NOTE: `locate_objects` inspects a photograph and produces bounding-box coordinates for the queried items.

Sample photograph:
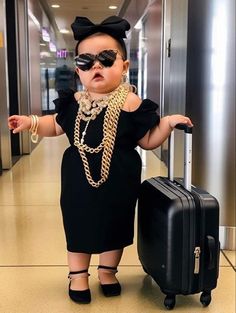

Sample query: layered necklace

[74,84,129,188]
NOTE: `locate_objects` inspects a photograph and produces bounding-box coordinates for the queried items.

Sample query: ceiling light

[51,4,60,8]
[109,5,118,9]
[60,29,70,34]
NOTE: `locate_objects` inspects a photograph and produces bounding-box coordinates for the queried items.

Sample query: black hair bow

[71,15,130,42]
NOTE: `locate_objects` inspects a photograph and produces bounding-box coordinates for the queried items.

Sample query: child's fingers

[8,122,14,129]
[8,116,20,128]
[8,119,19,130]
[177,115,193,127]
[184,117,193,127]
[8,115,31,133]
[181,116,193,127]
[8,120,18,130]
[8,115,20,123]
[12,124,26,134]
[169,115,193,128]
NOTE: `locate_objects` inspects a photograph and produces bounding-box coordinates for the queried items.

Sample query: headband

[71,15,130,42]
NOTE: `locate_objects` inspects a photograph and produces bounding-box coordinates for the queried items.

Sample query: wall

[123,0,149,28]
[124,0,163,105]
[186,0,235,248]
[124,0,235,249]
[167,0,189,176]
[28,1,42,116]
[15,0,31,154]
[145,1,163,104]
[0,0,42,167]
[0,0,12,169]
[0,0,58,166]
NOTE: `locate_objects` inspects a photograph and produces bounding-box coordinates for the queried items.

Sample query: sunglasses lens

[75,54,95,71]
[75,50,118,71]
[97,50,117,67]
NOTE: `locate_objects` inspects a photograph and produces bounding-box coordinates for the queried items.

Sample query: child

[8,16,193,304]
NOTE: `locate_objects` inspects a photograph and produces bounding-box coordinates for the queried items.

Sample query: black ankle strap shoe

[68,269,91,304]
[97,265,121,297]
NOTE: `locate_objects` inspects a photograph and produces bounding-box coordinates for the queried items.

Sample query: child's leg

[98,249,123,284]
[68,251,91,290]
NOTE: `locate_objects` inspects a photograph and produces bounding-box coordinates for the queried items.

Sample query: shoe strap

[97,265,118,273]
[68,269,90,280]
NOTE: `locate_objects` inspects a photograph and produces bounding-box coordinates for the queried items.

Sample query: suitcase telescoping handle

[168,123,193,191]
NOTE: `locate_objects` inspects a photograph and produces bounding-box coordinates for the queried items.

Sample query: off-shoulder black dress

[54,89,160,254]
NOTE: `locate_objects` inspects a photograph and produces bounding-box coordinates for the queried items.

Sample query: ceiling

[43,0,127,51]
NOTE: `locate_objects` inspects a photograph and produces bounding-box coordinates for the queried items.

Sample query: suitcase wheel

[200,291,211,307]
[164,294,176,310]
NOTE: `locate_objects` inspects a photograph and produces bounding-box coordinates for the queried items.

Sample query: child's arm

[138,115,193,150]
[8,114,64,137]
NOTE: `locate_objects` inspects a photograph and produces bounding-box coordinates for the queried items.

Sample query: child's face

[75,34,129,95]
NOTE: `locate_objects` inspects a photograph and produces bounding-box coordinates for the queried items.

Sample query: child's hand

[168,114,193,129]
[8,115,31,134]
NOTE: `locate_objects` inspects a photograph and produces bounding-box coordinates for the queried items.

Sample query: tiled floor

[0,135,235,313]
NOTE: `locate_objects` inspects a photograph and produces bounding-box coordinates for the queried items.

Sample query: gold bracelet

[29,115,39,143]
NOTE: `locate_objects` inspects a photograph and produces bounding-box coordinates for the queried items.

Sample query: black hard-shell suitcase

[137,124,220,310]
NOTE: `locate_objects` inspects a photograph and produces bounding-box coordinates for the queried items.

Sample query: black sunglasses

[74,49,124,71]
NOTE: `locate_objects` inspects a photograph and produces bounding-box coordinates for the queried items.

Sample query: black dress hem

[66,240,134,254]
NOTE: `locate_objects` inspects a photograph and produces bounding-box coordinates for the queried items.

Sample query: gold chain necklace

[78,90,111,121]
[74,84,129,188]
